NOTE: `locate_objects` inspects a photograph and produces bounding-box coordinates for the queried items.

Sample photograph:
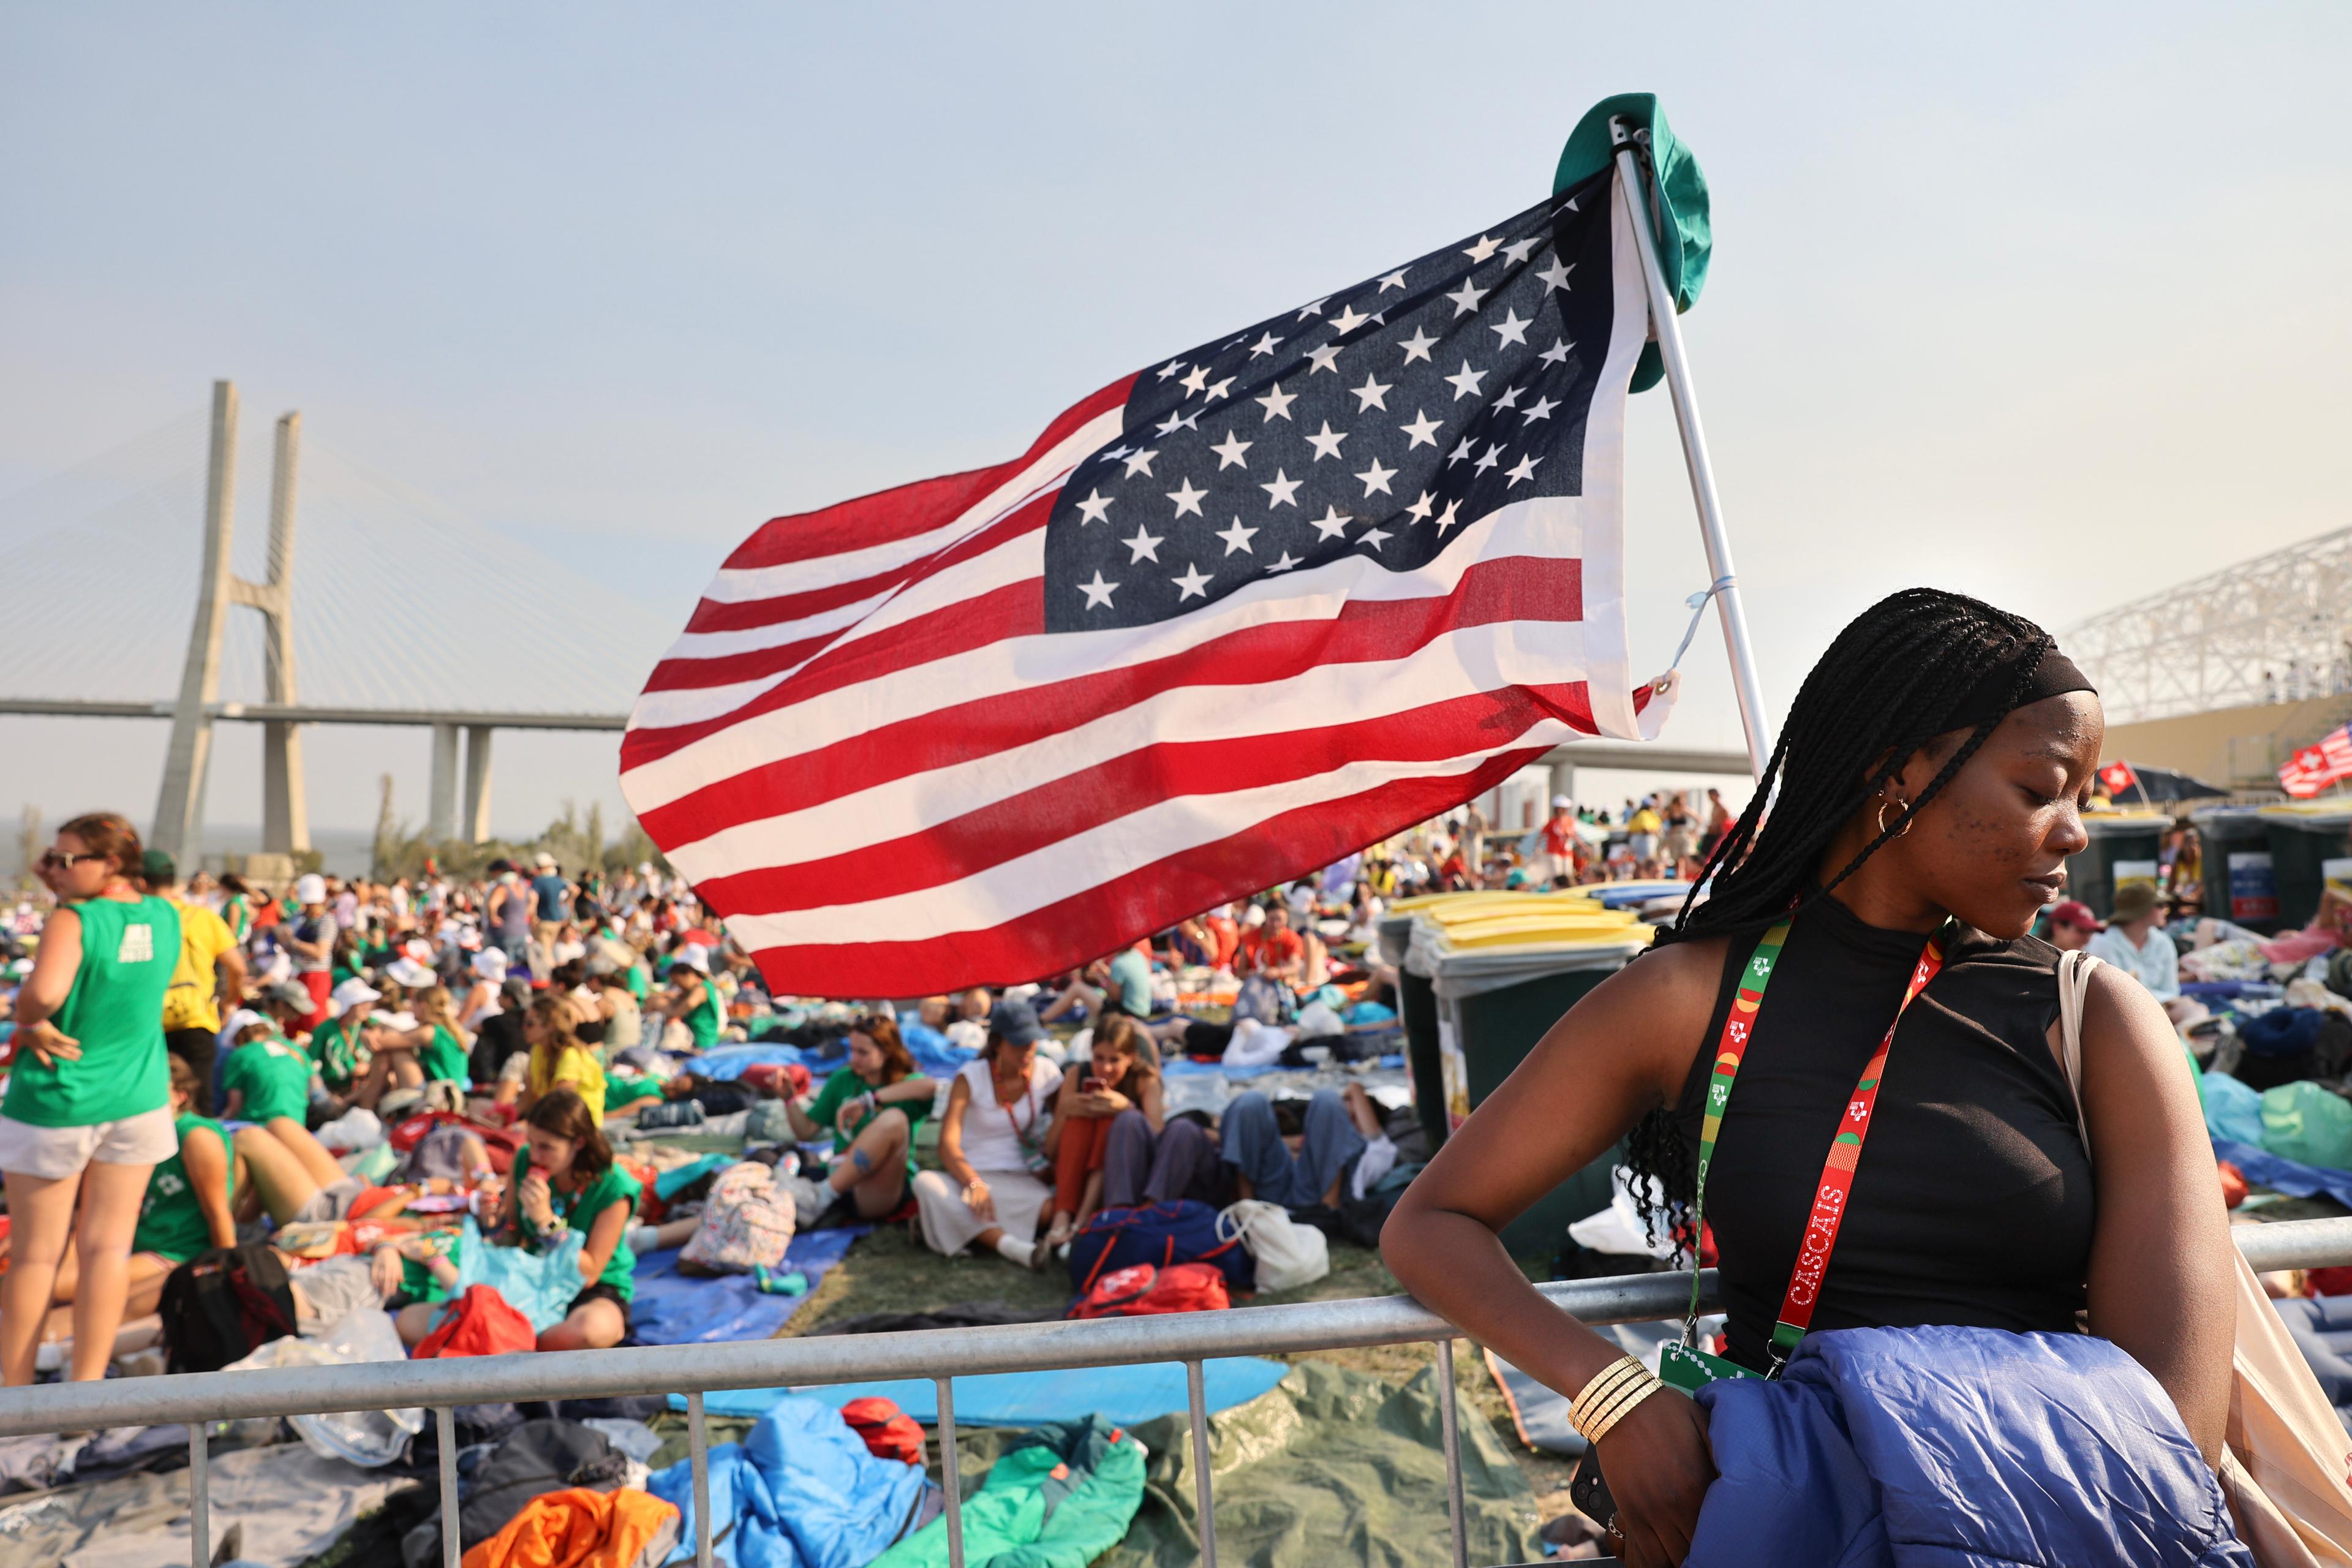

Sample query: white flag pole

[1610,117,1775,782]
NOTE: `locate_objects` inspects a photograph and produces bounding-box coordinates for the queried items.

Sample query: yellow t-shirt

[529,1042,606,1124]
[161,897,238,1034]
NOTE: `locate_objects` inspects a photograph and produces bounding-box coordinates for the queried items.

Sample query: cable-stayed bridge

[0,381,675,859]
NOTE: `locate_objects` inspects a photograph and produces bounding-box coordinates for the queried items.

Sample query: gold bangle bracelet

[1567,1356,1664,1444]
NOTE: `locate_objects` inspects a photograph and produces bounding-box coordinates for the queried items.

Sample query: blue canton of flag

[1044,170,1618,631]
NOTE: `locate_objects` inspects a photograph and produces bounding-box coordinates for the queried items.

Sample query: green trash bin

[1419,925,1646,1256]
[2190,805,2280,933]
[2064,812,2168,921]
[2260,804,2352,930]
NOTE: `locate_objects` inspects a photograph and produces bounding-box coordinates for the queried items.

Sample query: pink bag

[678,1162,794,1273]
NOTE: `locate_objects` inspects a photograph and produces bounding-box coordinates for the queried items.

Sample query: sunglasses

[39,850,106,871]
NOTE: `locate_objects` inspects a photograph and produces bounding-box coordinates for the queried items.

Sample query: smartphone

[1082,1076,1104,1093]
[1569,1446,1616,1536]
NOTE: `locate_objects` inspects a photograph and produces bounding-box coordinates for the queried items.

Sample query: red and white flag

[2280,726,2352,799]
[2095,760,2139,799]
[623,168,1673,995]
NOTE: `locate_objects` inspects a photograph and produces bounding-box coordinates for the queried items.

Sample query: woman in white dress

[912,1000,1063,1270]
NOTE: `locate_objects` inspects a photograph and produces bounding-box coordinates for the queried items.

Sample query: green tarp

[1554,92,1712,393]
[1099,1361,1539,1568]
[876,1415,1147,1568]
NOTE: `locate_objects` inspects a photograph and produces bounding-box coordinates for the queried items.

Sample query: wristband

[1567,1355,1664,1445]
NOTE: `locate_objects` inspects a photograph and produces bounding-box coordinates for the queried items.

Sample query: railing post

[1186,1359,1218,1568]
[687,1389,713,1568]
[1436,1338,1468,1568]
[937,1376,965,1568]
[437,1406,460,1568]
[187,1420,209,1568]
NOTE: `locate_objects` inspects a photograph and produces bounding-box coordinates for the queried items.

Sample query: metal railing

[2,1215,2346,1568]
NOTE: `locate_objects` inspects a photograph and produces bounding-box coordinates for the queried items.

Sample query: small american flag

[2280,726,2352,799]
[622,164,1673,996]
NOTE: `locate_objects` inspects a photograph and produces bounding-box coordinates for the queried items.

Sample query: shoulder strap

[2056,949,2101,1149]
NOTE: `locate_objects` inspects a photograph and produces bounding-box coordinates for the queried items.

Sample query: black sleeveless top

[1668,894,2094,1370]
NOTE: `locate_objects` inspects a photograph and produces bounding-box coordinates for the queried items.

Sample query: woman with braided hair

[1384,589,2236,1567]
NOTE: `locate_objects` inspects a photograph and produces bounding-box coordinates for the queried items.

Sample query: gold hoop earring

[1877,797,1912,837]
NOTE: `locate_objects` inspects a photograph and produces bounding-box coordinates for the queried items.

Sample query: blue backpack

[1066,1200,1254,1295]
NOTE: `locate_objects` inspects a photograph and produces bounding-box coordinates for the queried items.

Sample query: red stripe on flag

[694,680,1597,916]
[731,744,1559,993]
[715,378,1131,572]
[631,553,1585,840]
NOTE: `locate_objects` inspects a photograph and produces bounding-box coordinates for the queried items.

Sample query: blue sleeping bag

[1689,1325,2252,1567]
[647,1395,927,1568]
[2272,1295,2352,1436]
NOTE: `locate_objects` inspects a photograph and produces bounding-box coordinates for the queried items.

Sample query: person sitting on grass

[494,1088,638,1351]
[219,1018,316,1132]
[781,1014,934,1224]
[516,993,606,1124]
[350,985,472,1110]
[1039,1014,1210,1252]
[911,1001,1062,1271]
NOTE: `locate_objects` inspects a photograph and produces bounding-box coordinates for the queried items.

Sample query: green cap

[141,848,175,881]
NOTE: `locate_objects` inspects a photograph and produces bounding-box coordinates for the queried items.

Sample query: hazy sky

[2,3,2346,853]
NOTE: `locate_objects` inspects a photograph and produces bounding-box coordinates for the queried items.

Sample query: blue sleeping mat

[2267,1294,2352,1436]
[628,1226,869,1346]
[671,1355,1290,1425]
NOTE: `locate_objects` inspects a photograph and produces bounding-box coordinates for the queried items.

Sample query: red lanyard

[1690,918,1950,1370]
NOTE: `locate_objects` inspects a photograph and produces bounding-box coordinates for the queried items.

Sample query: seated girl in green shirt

[495,1087,640,1351]
[783,1014,935,1223]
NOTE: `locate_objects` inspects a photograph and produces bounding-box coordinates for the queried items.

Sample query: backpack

[678,1162,795,1273]
[1217,1199,1330,1293]
[1067,1261,1231,1319]
[1067,1200,1253,1295]
[413,1284,539,1359]
[158,1244,299,1373]
[635,1099,705,1131]
[745,1098,793,1145]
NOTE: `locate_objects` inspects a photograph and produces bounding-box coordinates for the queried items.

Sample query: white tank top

[953,1057,1062,1172]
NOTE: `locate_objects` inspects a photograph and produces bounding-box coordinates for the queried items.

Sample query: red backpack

[1067,1261,1231,1320]
[412,1284,537,1359]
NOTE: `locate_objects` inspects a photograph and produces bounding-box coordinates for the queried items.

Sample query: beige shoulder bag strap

[2058,948,2352,1566]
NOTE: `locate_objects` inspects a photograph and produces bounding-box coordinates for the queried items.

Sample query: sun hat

[330,977,383,1014]
[2109,882,2159,924]
[386,957,437,989]
[294,873,328,905]
[471,948,510,981]
[670,944,711,974]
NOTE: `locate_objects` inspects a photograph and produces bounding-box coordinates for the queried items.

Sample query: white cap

[1241,903,1266,928]
[330,977,382,1014]
[534,852,557,870]
[1551,795,1572,810]
[295,873,328,905]
[671,944,710,974]
[402,938,435,965]
[471,948,509,981]
[386,957,436,989]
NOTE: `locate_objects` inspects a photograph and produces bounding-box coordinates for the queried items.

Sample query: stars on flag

[1049,176,1613,625]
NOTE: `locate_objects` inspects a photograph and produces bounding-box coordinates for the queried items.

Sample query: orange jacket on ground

[461,1486,680,1568]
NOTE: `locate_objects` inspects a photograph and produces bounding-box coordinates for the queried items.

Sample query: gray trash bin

[2260,804,2352,930]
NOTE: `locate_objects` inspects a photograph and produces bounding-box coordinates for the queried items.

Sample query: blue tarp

[2214,1138,2352,1210]
[649,1395,927,1568]
[691,1032,973,1081]
[674,1356,1291,1426]
[1692,1325,2250,1567]
[629,1227,869,1346]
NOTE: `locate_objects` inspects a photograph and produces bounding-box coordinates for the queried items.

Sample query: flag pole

[1610,118,1774,782]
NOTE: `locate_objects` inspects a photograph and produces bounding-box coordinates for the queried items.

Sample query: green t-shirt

[516,1147,643,1299]
[4,895,179,1128]
[222,1035,312,1124]
[418,1024,470,1088]
[625,963,649,1003]
[805,1066,930,1173]
[220,894,252,943]
[133,1114,233,1263]
[680,981,720,1050]
[310,1014,364,1089]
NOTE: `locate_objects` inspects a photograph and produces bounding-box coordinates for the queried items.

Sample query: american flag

[2280,726,2352,799]
[622,164,1672,996]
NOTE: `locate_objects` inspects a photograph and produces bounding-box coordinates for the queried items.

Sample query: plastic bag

[450,1216,587,1331]
[1218,1199,1330,1293]
[225,1308,422,1467]
[2261,1080,2352,1170]
[2203,1071,2268,1147]
[314,1106,383,1152]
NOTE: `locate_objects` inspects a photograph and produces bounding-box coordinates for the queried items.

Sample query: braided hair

[1624,588,2058,1256]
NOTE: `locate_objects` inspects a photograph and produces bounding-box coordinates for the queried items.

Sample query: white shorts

[0,1107,178,1180]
